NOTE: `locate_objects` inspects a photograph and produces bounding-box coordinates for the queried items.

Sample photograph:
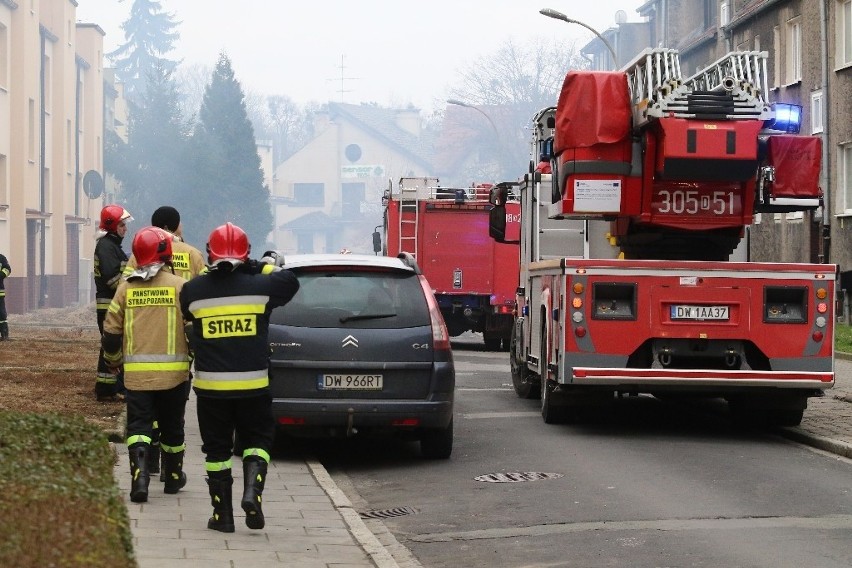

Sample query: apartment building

[0,0,109,314]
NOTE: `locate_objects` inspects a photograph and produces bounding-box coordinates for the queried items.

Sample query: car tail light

[278,417,305,425]
[392,418,420,426]
[419,276,450,350]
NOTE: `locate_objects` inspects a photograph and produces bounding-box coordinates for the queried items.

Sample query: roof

[327,103,434,172]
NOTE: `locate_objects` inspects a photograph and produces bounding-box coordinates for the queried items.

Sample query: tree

[108,0,181,102]
[108,62,191,233]
[182,53,273,249]
[441,36,587,183]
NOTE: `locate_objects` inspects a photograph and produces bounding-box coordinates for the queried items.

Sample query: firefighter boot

[162,450,187,494]
[206,472,235,533]
[241,458,267,530]
[0,321,8,340]
[128,444,150,503]
[146,442,160,478]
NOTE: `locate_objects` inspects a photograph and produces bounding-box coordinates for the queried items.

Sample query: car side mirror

[372,231,382,254]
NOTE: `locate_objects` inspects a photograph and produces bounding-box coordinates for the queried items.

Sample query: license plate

[670,305,729,320]
[318,374,383,390]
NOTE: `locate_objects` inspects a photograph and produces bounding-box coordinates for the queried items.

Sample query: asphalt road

[301,334,852,568]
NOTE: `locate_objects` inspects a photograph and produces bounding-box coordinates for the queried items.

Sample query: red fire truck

[488,48,836,425]
[381,177,520,350]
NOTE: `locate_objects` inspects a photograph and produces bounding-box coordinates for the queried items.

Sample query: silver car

[268,253,455,459]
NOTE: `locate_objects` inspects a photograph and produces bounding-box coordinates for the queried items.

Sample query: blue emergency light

[764,102,802,134]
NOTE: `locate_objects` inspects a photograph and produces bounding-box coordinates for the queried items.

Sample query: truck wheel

[511,327,539,399]
[540,377,563,424]
[420,419,453,459]
[483,331,501,351]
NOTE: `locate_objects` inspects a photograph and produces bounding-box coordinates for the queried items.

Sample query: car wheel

[420,419,453,459]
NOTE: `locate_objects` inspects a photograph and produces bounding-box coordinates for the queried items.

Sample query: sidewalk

[113,391,399,568]
[114,355,852,568]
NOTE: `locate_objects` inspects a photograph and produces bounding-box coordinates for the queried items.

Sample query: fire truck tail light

[812,331,824,342]
[575,326,587,338]
[817,302,828,314]
[816,288,827,300]
[816,316,826,328]
[573,282,584,294]
[572,297,583,309]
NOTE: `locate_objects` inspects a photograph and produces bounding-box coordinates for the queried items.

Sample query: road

[302,334,852,568]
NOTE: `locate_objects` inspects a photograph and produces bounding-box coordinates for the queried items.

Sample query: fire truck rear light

[572,297,583,309]
[816,316,826,328]
[575,326,587,338]
[816,288,827,300]
[573,282,584,294]
[278,417,305,425]
[392,418,420,427]
[497,305,513,314]
[812,331,824,342]
[817,302,827,314]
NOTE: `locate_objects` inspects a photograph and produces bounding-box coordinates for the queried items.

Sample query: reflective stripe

[103,350,122,364]
[205,460,232,472]
[124,361,190,372]
[188,295,269,318]
[0,268,10,277]
[96,298,112,309]
[161,442,186,453]
[125,354,190,363]
[167,306,177,354]
[107,298,121,314]
[242,448,271,463]
[96,374,117,385]
[127,435,152,446]
[126,307,135,352]
[194,369,269,391]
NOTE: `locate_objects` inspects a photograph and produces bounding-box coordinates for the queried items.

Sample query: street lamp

[539,8,618,68]
[446,99,501,141]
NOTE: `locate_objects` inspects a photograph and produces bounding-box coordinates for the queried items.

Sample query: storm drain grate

[474,472,564,483]
[359,506,419,519]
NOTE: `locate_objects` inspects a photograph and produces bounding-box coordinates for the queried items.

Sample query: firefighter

[535,153,552,174]
[94,204,133,401]
[102,226,191,503]
[123,205,205,478]
[0,251,10,341]
[180,222,299,533]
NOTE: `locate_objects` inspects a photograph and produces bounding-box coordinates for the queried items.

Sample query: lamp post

[540,8,618,69]
[446,98,506,179]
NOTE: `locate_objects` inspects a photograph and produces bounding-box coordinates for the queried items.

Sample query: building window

[720,1,730,26]
[0,24,7,89]
[842,143,852,214]
[293,183,324,207]
[811,91,824,134]
[785,17,802,84]
[773,26,781,88]
[840,0,852,67]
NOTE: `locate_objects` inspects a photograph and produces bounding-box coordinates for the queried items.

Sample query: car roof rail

[397,252,422,274]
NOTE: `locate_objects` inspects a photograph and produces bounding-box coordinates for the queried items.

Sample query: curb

[307,459,401,568]
[777,427,852,459]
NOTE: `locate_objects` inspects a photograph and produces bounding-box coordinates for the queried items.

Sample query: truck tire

[541,376,561,424]
[511,326,539,399]
[483,331,501,351]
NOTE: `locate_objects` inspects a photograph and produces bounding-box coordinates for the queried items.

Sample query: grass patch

[0,411,135,568]
[837,323,852,354]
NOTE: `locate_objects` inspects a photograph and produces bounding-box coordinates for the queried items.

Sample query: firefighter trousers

[96,308,125,397]
[196,393,274,465]
[126,382,188,451]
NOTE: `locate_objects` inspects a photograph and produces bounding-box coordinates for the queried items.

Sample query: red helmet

[207,222,250,264]
[132,226,172,267]
[99,204,132,231]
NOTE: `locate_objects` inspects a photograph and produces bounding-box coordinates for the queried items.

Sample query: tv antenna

[328,54,360,103]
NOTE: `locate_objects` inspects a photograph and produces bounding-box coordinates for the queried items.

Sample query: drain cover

[474,472,564,483]
[359,506,419,519]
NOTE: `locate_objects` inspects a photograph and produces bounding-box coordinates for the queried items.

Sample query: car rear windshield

[270,268,430,329]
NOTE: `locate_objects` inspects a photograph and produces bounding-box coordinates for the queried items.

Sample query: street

[297,334,852,568]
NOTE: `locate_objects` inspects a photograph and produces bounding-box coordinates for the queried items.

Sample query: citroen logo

[341,334,359,348]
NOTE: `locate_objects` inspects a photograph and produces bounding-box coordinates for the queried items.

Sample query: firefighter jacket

[179,263,299,398]
[94,232,128,311]
[0,253,9,295]
[124,233,206,281]
[102,267,190,391]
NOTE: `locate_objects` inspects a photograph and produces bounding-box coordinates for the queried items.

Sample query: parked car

[268,252,455,459]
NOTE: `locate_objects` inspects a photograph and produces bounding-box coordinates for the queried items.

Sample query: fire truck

[488,48,836,425]
[381,177,520,350]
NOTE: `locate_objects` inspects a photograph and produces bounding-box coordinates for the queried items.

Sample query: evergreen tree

[108,0,181,102]
[109,63,191,237]
[183,53,273,250]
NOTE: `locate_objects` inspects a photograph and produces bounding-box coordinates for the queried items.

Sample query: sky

[76,1,646,112]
